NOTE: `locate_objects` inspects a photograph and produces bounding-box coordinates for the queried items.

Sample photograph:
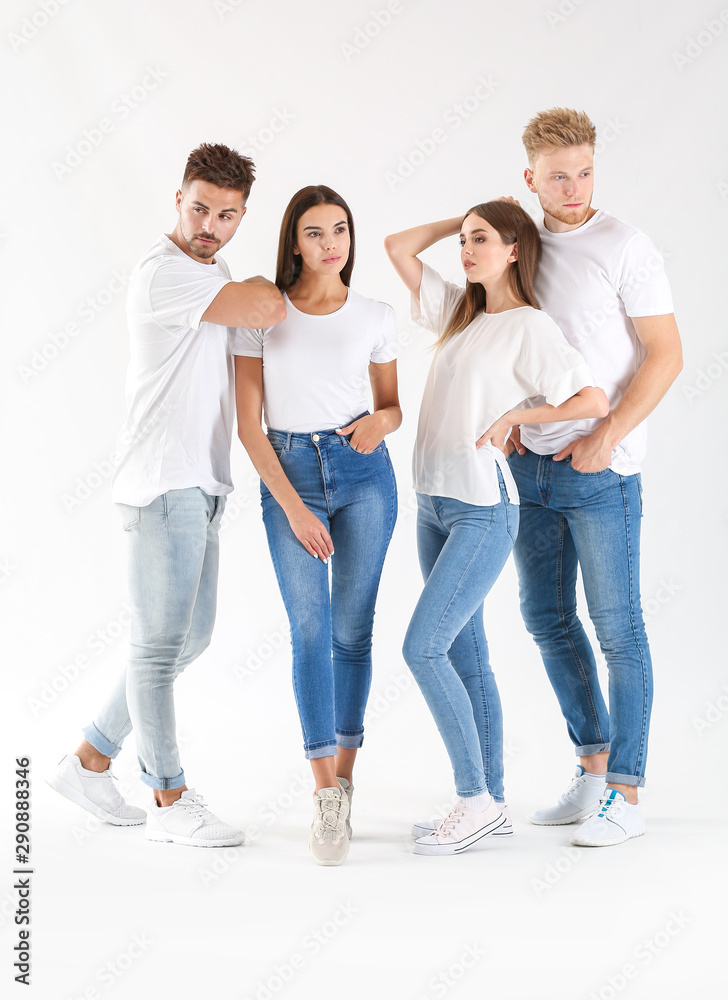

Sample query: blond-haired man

[507,108,682,846]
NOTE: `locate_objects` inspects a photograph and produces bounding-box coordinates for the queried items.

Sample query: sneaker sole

[145,829,245,848]
[527,804,598,827]
[309,837,349,866]
[411,821,513,838]
[570,826,646,848]
[45,774,145,826]
[412,812,507,855]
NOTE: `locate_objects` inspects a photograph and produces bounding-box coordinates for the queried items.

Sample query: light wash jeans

[262,425,397,759]
[83,488,225,790]
[402,470,518,801]
[508,448,650,787]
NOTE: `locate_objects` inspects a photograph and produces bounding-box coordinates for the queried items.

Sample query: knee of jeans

[521,602,580,644]
[403,628,445,673]
[332,621,374,657]
[593,613,648,655]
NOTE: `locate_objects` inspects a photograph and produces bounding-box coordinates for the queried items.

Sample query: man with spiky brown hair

[48,143,285,848]
[507,108,682,847]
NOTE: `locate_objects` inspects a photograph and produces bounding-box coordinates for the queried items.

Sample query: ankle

[75,742,111,773]
[155,785,187,808]
[579,753,608,775]
[607,783,638,805]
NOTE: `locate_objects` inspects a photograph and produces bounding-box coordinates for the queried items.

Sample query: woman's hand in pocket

[336,413,385,454]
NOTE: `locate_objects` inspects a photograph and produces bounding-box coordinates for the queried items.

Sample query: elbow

[595,388,610,419]
[582,386,609,419]
[383,234,399,261]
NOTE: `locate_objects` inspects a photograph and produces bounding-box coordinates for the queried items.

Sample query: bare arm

[384,217,462,297]
[334,360,402,453]
[478,386,609,451]
[553,314,683,469]
[203,276,286,328]
[234,356,334,561]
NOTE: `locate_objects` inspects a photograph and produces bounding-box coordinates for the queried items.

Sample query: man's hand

[553,431,612,472]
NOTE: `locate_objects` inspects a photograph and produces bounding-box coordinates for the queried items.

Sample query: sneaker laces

[596,793,625,820]
[175,792,210,821]
[313,792,343,840]
[432,804,466,840]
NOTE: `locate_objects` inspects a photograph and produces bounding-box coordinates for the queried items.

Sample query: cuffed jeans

[83,488,225,790]
[402,471,518,801]
[262,425,397,759]
[508,448,650,787]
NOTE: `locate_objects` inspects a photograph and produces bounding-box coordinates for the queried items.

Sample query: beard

[544,199,592,227]
[180,219,220,259]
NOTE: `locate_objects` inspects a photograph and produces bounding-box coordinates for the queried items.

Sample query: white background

[2,1,727,998]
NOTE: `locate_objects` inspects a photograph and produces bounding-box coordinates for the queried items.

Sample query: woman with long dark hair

[385,201,608,856]
[234,186,400,865]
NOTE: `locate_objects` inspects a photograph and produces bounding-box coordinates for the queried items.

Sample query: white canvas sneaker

[411,804,513,839]
[145,789,244,848]
[412,797,507,856]
[309,784,350,866]
[337,777,354,839]
[46,754,146,826]
[528,766,606,826]
[569,789,645,847]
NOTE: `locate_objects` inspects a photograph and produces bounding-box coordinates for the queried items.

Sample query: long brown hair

[275,185,356,291]
[436,201,541,347]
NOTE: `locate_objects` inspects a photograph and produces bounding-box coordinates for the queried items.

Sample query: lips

[323,256,341,263]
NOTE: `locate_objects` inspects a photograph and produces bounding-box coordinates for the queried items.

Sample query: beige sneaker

[337,777,354,839]
[309,784,349,866]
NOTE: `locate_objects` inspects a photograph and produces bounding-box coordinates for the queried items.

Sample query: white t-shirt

[111,235,235,506]
[412,264,597,506]
[520,209,674,474]
[230,288,398,433]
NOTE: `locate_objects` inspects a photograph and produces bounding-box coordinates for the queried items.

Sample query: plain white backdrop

[2,1,727,997]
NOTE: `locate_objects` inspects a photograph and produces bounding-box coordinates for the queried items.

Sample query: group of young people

[48,108,682,866]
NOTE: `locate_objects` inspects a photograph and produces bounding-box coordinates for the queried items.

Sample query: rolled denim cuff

[83,723,123,760]
[605,771,646,788]
[574,742,610,756]
[139,767,186,791]
[336,728,364,750]
[304,741,338,760]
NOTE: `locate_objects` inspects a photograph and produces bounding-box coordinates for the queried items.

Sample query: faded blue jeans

[508,448,651,787]
[402,470,518,801]
[84,488,225,789]
[262,426,397,759]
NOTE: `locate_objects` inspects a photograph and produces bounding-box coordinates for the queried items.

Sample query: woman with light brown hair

[385,200,608,856]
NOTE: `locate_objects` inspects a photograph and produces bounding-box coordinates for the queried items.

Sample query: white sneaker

[145,789,244,848]
[569,790,645,847]
[528,766,605,826]
[412,797,507,856]
[411,804,513,839]
[309,784,349,866]
[337,777,354,839]
[46,754,146,826]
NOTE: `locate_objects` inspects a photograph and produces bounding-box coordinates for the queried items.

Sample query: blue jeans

[262,425,397,759]
[508,448,650,787]
[84,488,225,790]
[402,472,518,801]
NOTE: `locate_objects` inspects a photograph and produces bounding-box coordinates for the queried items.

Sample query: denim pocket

[117,503,140,530]
[347,439,383,456]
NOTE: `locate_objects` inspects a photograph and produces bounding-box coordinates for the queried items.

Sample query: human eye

[308,230,321,238]
[458,237,465,246]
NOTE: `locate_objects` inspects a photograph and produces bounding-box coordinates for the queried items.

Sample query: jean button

[312,434,320,442]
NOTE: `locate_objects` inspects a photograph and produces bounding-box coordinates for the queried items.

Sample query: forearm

[592,352,683,450]
[238,423,305,519]
[384,217,462,258]
[372,404,402,435]
[506,387,608,427]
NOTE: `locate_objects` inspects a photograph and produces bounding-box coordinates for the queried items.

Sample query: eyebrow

[303,220,348,230]
[460,228,487,236]
[191,200,239,214]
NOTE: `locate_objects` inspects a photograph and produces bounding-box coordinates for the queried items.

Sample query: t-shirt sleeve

[229,327,264,357]
[411,262,464,335]
[370,303,399,363]
[147,258,232,332]
[618,232,674,317]
[522,313,600,407]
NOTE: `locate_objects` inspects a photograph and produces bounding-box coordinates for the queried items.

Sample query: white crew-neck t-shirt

[230,288,398,433]
[111,235,235,506]
[412,264,597,506]
[520,209,674,474]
